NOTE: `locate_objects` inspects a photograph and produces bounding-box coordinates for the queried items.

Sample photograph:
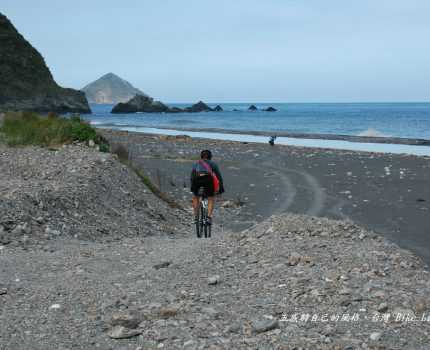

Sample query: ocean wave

[357,128,391,138]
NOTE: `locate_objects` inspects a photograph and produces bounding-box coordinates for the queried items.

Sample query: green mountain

[0,13,90,113]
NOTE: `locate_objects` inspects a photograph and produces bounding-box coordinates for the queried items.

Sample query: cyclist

[191,149,224,226]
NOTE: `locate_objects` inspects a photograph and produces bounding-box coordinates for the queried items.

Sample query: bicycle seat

[197,187,206,197]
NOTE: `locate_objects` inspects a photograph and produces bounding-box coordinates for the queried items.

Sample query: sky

[2,0,430,102]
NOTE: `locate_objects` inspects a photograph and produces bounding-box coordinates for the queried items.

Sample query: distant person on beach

[269,135,277,146]
[191,150,224,226]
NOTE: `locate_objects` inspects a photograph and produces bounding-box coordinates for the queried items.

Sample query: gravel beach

[1,136,430,349]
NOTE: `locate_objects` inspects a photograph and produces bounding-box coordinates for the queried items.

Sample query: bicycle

[195,187,211,238]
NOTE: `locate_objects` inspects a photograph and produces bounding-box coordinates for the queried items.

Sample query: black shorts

[191,174,214,197]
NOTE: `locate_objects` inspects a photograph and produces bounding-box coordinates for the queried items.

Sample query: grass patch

[110,142,184,211]
[0,111,109,149]
[133,166,184,211]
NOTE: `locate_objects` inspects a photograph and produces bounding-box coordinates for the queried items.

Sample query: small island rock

[112,96,217,114]
[185,101,214,113]
[111,94,170,114]
[263,106,277,112]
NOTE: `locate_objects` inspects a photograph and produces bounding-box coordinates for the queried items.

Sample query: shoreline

[92,122,430,146]
[97,125,430,157]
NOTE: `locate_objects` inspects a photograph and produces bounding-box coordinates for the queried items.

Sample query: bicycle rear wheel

[196,203,202,238]
[202,204,208,238]
[200,203,205,238]
[207,220,212,238]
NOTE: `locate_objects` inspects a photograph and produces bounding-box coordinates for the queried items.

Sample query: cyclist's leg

[192,195,200,217]
[208,196,215,218]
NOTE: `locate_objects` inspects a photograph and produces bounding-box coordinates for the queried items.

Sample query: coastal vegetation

[109,142,183,210]
[0,111,107,148]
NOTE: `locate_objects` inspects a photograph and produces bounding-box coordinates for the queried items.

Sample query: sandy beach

[102,129,430,265]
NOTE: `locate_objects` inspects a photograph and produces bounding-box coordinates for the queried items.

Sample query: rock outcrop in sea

[111,95,216,114]
[248,105,258,111]
[82,73,146,104]
[263,106,277,112]
[184,101,213,113]
[213,105,223,112]
[111,94,170,113]
[0,13,90,113]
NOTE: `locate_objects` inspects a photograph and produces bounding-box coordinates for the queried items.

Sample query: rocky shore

[1,140,430,349]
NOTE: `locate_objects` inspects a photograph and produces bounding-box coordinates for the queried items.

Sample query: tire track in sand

[256,159,326,217]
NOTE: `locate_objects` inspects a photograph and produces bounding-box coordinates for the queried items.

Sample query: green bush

[0,111,100,147]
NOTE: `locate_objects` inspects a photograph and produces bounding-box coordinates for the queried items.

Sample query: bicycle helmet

[200,149,212,160]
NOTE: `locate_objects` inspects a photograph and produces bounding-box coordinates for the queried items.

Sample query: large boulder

[0,13,90,114]
[213,105,223,112]
[111,94,170,114]
[248,105,258,111]
[185,101,214,113]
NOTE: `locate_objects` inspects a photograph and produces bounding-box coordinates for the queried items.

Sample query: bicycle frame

[195,189,211,238]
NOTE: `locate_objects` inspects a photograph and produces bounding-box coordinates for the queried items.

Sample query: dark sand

[102,130,430,265]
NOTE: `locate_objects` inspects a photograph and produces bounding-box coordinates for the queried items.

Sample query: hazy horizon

[2,1,430,103]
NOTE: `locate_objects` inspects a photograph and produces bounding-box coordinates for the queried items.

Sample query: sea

[82,102,430,156]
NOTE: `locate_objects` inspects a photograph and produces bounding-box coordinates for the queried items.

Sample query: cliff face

[82,73,146,104]
[0,13,90,113]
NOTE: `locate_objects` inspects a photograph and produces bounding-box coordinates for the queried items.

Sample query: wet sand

[97,123,430,146]
[102,130,430,265]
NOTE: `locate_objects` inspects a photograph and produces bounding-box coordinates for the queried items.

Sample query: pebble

[288,252,301,266]
[377,302,389,313]
[45,227,61,236]
[251,318,279,334]
[157,307,179,318]
[370,332,382,341]
[208,275,220,285]
[110,311,142,329]
[108,325,142,339]
[339,288,352,295]
[153,261,171,269]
